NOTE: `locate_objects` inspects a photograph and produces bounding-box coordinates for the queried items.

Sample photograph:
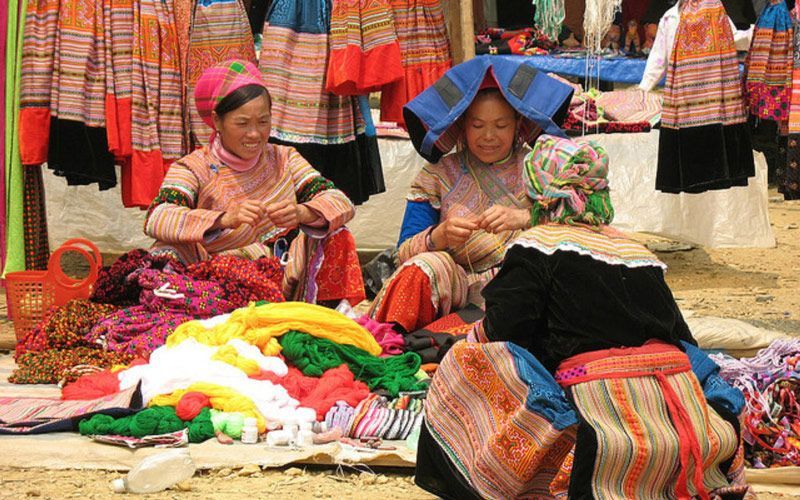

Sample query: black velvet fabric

[269,133,385,205]
[47,117,117,190]
[480,245,695,373]
[657,122,755,194]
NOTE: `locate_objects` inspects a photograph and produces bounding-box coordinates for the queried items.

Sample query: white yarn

[583,0,623,54]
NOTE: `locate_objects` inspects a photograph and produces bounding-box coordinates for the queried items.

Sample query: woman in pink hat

[145,60,365,306]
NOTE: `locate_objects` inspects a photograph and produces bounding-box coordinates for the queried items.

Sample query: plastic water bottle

[111,448,196,494]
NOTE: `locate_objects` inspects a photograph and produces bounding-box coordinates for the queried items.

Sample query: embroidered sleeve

[144,162,224,244]
[286,148,355,235]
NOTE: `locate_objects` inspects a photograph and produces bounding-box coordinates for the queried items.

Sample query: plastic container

[111,449,196,494]
[240,417,259,444]
[5,238,101,341]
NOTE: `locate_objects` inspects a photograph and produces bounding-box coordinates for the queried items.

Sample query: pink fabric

[194,59,266,130]
[209,132,260,172]
[356,315,405,357]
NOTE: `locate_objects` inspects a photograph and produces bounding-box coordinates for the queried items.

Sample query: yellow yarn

[167,302,381,356]
[211,345,261,376]
[150,382,266,433]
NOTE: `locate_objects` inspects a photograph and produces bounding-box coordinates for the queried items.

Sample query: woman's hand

[218,199,266,229]
[478,205,531,233]
[265,199,319,228]
[431,216,479,250]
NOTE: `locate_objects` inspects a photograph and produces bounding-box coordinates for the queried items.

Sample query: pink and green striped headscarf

[194,59,266,129]
[524,134,614,226]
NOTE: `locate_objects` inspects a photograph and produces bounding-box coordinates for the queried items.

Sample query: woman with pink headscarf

[144,60,365,306]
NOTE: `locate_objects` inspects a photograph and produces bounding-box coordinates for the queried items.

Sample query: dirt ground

[0,191,798,498]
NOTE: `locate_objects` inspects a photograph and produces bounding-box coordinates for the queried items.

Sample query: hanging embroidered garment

[120,0,184,209]
[18,0,56,167]
[782,5,800,199]
[380,0,451,126]
[260,0,385,205]
[745,0,793,122]
[47,0,117,190]
[22,165,49,270]
[103,0,134,164]
[325,0,403,95]
[186,0,256,149]
[657,0,755,194]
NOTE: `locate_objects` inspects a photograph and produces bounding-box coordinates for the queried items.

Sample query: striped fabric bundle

[125,0,184,208]
[325,393,424,440]
[186,0,256,147]
[421,341,577,499]
[662,0,746,130]
[511,224,668,271]
[326,0,403,95]
[595,89,662,125]
[18,0,57,166]
[380,0,451,125]
[555,342,740,499]
[657,0,754,194]
[260,0,360,145]
[745,0,793,122]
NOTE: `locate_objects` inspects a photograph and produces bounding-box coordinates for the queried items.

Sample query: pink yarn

[356,315,405,357]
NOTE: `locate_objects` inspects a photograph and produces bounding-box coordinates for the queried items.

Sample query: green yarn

[211,409,245,439]
[279,331,427,397]
[79,406,216,443]
[187,408,215,443]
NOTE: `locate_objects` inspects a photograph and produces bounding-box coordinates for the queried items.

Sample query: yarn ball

[175,391,212,421]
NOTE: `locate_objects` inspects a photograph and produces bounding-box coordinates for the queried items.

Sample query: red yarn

[175,391,212,420]
[258,365,370,420]
[61,370,121,400]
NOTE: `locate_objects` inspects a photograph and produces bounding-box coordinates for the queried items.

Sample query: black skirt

[656,122,755,194]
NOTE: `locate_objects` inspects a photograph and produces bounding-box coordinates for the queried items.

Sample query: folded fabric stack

[325,393,424,441]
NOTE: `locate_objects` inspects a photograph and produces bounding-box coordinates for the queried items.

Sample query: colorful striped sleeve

[287,148,355,234]
[144,162,224,244]
[407,163,445,208]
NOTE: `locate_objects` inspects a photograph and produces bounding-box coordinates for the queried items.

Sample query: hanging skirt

[745,0,793,122]
[326,0,403,95]
[658,0,754,194]
[380,0,451,126]
[417,340,749,499]
[783,15,800,199]
[187,0,256,148]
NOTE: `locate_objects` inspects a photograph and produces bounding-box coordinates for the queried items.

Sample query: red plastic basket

[5,239,101,341]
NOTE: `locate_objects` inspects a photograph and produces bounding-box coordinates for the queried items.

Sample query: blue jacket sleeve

[682,341,745,415]
[398,201,440,247]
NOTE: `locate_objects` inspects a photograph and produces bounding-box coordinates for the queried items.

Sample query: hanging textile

[186,0,256,148]
[120,0,184,209]
[104,0,134,166]
[4,0,25,276]
[657,0,755,194]
[22,165,48,270]
[745,0,793,122]
[46,0,118,190]
[783,5,800,199]
[172,0,194,154]
[325,0,403,95]
[0,0,9,272]
[18,0,56,168]
[260,0,385,204]
[379,0,451,126]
